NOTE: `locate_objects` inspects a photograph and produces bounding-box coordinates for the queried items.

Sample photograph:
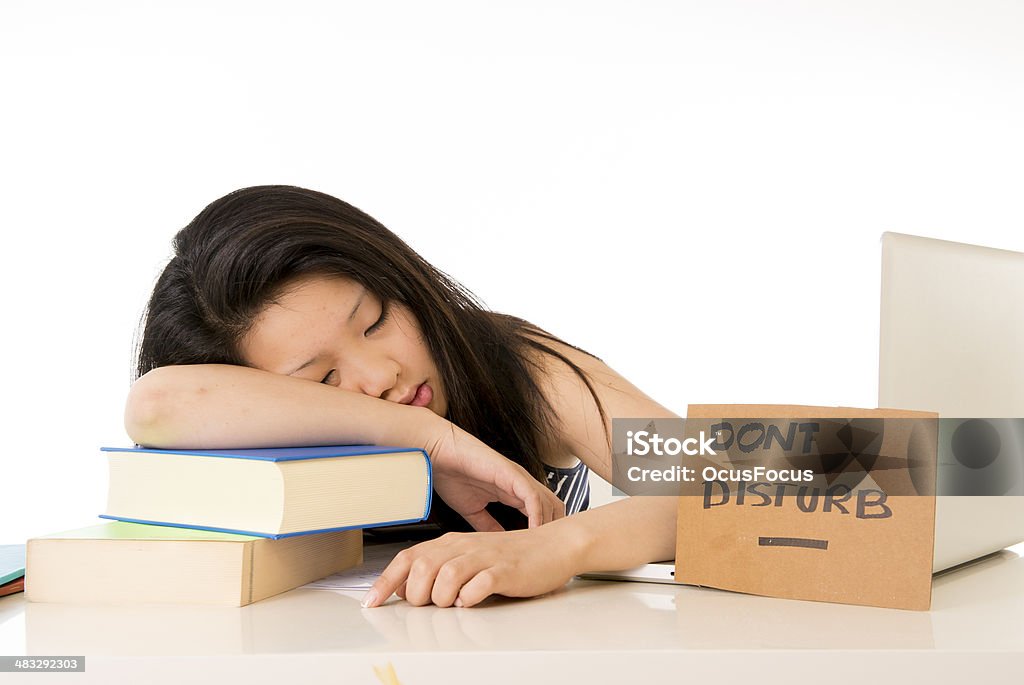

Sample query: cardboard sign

[675,404,938,610]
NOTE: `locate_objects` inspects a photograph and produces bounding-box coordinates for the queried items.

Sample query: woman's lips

[410,382,433,407]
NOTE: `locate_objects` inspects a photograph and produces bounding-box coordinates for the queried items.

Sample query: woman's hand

[423,419,565,532]
[362,527,581,608]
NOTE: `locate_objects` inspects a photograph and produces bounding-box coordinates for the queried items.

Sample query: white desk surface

[2,543,1022,684]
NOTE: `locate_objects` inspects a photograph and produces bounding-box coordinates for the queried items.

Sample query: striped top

[544,458,590,515]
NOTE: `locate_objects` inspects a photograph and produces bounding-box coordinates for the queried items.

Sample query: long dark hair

[136,185,608,531]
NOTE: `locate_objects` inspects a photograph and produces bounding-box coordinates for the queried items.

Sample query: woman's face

[239,275,448,417]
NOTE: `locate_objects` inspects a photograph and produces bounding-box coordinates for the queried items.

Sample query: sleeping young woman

[125,185,680,608]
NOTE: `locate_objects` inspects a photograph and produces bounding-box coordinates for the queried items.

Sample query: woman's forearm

[124,364,442,450]
[363,492,679,607]
[125,364,565,531]
[555,494,678,573]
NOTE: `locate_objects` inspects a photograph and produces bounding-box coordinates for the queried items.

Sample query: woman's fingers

[456,568,500,608]
[362,528,575,609]
[461,508,505,533]
[403,555,445,606]
[552,495,566,521]
[431,555,492,607]
[490,460,560,526]
[365,545,446,607]
[428,423,568,530]
[509,477,564,527]
[522,489,543,528]
[363,547,414,608]
[543,489,566,524]
[363,535,499,608]
[489,465,547,526]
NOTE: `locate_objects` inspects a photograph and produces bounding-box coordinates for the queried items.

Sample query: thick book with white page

[101,444,432,538]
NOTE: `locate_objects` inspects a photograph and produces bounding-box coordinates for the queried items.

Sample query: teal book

[1,544,25,585]
[100,445,432,539]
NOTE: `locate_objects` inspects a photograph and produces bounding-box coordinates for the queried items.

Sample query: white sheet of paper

[303,541,413,591]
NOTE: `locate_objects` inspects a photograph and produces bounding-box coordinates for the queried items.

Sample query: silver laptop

[582,232,1024,584]
[880,232,1024,571]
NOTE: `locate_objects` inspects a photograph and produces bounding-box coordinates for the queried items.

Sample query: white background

[1,1,1023,543]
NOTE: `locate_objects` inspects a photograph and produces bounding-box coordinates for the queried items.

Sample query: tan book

[26,522,362,607]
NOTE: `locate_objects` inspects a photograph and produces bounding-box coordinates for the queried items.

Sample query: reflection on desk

[3,545,1022,657]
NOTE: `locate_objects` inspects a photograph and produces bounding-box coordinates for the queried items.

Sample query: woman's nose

[340,359,398,399]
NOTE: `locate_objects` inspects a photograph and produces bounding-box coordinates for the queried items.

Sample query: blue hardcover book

[100,445,432,539]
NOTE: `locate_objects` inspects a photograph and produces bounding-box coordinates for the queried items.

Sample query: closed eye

[319,299,391,385]
[366,299,391,336]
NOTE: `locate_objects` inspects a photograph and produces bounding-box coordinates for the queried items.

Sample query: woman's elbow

[124,367,178,446]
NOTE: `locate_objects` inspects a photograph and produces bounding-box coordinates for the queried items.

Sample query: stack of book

[26,445,432,606]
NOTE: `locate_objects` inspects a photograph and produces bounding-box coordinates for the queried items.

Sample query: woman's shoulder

[516,327,665,414]
[516,325,605,382]
[514,325,679,482]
